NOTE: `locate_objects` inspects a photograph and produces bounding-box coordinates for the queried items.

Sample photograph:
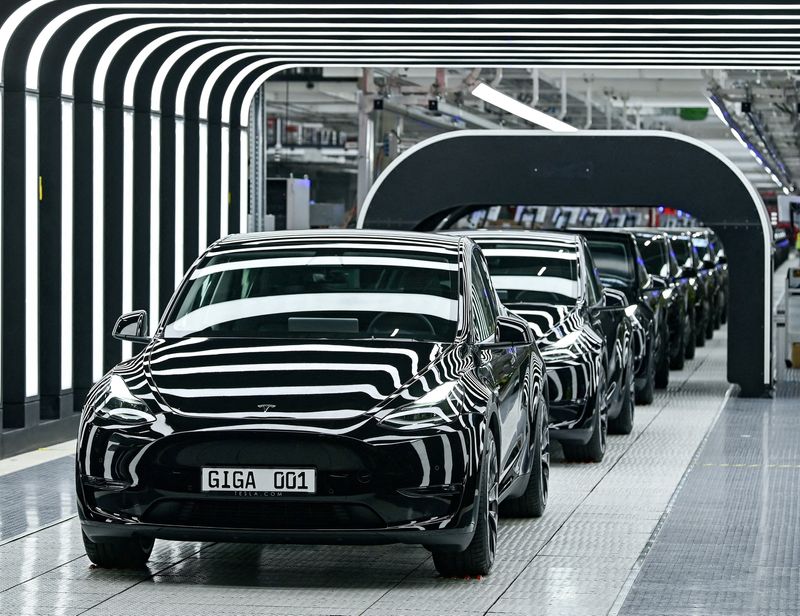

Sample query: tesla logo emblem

[257,403,276,412]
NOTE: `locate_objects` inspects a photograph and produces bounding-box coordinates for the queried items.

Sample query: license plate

[201,467,316,494]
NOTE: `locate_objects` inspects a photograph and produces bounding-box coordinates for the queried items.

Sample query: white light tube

[220,126,229,238]
[240,128,248,232]
[150,116,161,332]
[471,82,577,132]
[92,105,104,381]
[198,121,208,254]
[25,94,39,397]
[174,119,185,288]
[61,100,73,390]
[707,96,728,126]
[121,110,134,360]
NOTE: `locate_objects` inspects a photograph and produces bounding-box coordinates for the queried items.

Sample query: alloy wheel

[486,435,499,565]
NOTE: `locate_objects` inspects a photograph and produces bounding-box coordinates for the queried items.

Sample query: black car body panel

[628,229,690,367]
[687,228,727,329]
[446,230,633,444]
[571,229,667,395]
[666,230,709,342]
[77,230,546,550]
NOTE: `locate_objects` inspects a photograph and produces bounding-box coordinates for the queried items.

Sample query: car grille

[143,499,386,530]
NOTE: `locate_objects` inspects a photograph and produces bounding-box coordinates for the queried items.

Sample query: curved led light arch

[4,0,800,404]
[356,128,773,384]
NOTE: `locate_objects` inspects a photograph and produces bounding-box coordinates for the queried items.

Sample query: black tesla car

[627,229,690,376]
[449,230,634,462]
[666,230,708,354]
[77,230,549,577]
[572,229,668,405]
[689,228,727,334]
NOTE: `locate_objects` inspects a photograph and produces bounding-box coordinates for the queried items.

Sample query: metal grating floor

[0,327,738,616]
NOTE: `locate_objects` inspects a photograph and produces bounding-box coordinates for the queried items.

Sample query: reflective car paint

[571,228,668,398]
[446,230,634,444]
[627,229,691,368]
[76,230,546,551]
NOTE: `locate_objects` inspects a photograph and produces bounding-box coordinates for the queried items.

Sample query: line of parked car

[74,219,729,579]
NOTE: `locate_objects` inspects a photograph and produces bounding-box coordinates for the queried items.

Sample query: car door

[470,253,525,486]
[584,245,623,404]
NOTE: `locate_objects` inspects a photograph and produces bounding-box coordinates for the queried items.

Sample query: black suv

[626,229,691,378]
[666,230,707,356]
[573,228,669,404]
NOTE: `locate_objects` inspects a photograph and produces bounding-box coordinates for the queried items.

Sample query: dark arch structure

[358,130,773,398]
[0,1,795,454]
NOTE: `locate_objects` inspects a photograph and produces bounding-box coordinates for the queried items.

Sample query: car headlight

[662,288,674,301]
[378,382,460,429]
[93,375,156,426]
[624,305,639,318]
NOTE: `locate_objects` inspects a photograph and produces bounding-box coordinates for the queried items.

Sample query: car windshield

[162,246,461,342]
[671,237,696,270]
[477,241,579,306]
[691,235,715,263]
[636,237,670,277]
[586,240,635,288]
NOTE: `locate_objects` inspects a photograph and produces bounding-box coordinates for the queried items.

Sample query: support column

[356,69,375,214]
[38,93,63,420]
[1,89,29,430]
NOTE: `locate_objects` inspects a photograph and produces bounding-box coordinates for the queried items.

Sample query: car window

[478,240,580,306]
[583,248,604,305]
[470,257,496,342]
[162,246,461,342]
[636,236,670,277]
[671,237,691,269]
[586,239,635,289]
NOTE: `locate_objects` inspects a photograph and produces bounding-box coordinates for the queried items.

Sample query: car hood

[503,303,582,347]
[142,337,451,419]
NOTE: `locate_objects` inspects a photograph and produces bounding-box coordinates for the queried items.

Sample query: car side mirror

[682,266,698,277]
[478,316,530,349]
[496,315,530,344]
[602,288,628,309]
[113,310,150,344]
[717,254,727,265]
[650,276,668,290]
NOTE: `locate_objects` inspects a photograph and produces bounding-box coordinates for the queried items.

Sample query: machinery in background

[251,177,311,232]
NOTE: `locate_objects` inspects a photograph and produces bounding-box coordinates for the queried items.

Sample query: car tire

[563,369,607,463]
[670,318,686,370]
[82,530,154,569]
[501,396,549,518]
[685,315,696,360]
[635,347,655,405]
[705,314,714,340]
[433,430,499,577]
[610,369,635,435]
[655,325,670,389]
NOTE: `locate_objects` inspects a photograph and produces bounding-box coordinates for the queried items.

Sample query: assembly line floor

[1,266,798,616]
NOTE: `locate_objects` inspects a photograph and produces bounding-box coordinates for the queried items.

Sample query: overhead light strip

[471,83,578,132]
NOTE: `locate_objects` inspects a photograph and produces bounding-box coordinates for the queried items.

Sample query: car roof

[568,228,637,242]
[215,228,465,251]
[620,228,671,240]
[445,228,582,246]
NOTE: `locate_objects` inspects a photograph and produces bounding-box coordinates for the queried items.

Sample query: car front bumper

[77,418,483,549]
